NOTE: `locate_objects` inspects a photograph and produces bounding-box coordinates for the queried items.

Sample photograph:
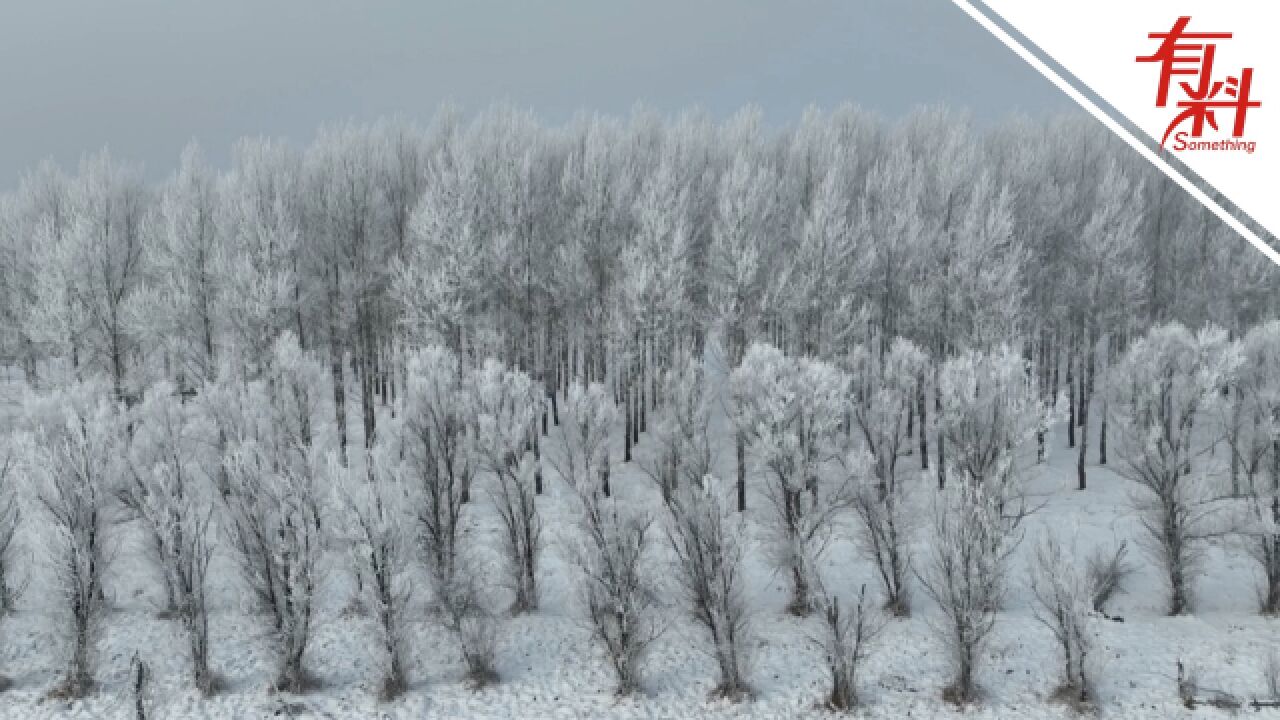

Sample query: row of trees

[0,107,1275,479]
[1,317,1276,709]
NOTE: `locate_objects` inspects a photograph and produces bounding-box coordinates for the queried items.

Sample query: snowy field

[1,362,1277,720]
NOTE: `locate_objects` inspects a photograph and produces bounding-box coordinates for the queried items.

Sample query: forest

[0,104,1277,718]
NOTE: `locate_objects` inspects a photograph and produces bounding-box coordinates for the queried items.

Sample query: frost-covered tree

[552,382,617,497]
[638,352,714,506]
[132,144,224,391]
[568,492,661,695]
[400,347,475,595]
[23,382,124,698]
[1070,158,1145,489]
[121,383,218,694]
[0,447,20,615]
[709,149,776,365]
[336,431,415,700]
[1107,323,1238,615]
[667,476,753,700]
[731,344,850,614]
[918,481,1017,705]
[937,345,1050,520]
[472,358,543,613]
[1230,321,1280,612]
[215,334,327,692]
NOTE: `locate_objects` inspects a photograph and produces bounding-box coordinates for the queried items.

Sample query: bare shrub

[1028,532,1096,706]
[439,572,500,688]
[1085,540,1133,614]
[815,584,885,711]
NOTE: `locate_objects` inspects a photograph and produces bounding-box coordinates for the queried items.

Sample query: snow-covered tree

[400,347,475,595]
[1107,323,1238,615]
[638,352,714,506]
[552,382,617,497]
[568,492,661,695]
[471,358,543,613]
[23,382,124,698]
[937,346,1050,522]
[335,430,415,699]
[1231,321,1280,613]
[121,382,218,694]
[731,343,850,614]
[814,584,884,711]
[918,480,1017,705]
[215,334,328,692]
[667,476,753,700]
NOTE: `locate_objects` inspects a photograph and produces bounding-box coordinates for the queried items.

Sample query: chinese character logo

[1137,17,1260,152]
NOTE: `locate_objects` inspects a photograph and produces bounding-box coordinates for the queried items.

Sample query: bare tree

[667,477,753,700]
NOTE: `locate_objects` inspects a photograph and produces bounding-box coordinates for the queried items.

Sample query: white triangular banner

[956,0,1280,267]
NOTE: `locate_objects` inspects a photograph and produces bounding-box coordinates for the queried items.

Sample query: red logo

[1137,17,1260,153]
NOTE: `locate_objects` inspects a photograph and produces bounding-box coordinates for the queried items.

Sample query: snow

[1,363,1278,720]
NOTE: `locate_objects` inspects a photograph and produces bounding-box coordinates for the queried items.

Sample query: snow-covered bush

[1107,323,1238,615]
[1086,541,1133,614]
[815,584,884,711]
[439,570,501,688]
[569,492,661,695]
[1028,531,1098,706]
[667,475,753,700]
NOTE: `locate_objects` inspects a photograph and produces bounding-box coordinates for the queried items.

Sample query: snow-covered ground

[1,369,1277,720]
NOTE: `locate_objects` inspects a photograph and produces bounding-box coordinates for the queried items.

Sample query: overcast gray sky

[0,0,1076,186]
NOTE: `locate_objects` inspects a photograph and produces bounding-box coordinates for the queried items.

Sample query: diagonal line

[952,0,1280,268]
